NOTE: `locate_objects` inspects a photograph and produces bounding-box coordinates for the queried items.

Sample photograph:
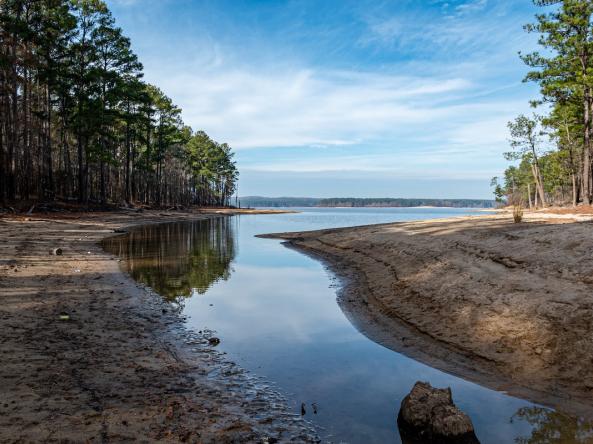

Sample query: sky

[105,0,542,199]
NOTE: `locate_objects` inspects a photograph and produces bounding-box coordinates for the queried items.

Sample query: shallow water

[103,208,588,443]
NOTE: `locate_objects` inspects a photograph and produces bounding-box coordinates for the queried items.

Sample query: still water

[103,208,585,443]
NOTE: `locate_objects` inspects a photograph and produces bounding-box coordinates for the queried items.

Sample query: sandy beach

[0,209,315,443]
[263,211,593,417]
[4,207,593,442]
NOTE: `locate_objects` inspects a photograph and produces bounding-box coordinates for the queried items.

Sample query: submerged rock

[397,381,480,444]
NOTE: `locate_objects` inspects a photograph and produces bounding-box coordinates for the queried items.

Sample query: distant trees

[187,131,239,207]
[0,0,237,207]
[318,198,495,208]
[495,0,593,207]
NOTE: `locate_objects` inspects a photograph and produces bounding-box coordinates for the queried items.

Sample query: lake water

[102,208,584,443]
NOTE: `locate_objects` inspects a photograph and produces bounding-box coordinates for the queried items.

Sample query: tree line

[492,0,593,208]
[317,198,495,208]
[239,196,495,208]
[0,0,238,208]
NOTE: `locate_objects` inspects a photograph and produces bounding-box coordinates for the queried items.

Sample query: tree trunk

[77,131,84,202]
[0,116,5,205]
[530,163,545,207]
[100,158,106,204]
[45,84,54,200]
[125,106,131,203]
[8,38,17,200]
[583,90,592,204]
[572,174,578,207]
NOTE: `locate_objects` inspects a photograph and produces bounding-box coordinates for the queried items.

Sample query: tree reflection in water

[513,407,593,444]
[102,217,237,302]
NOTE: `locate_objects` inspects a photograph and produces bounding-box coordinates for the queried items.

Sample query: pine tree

[0,0,238,208]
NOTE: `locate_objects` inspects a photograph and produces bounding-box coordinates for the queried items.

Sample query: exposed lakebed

[102,208,587,443]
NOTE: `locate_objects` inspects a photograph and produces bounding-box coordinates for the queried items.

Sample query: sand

[0,209,315,443]
[263,211,593,417]
[5,205,593,441]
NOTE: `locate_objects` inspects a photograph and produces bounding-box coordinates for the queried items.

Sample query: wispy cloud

[106,0,540,197]
[147,64,479,150]
[360,0,531,62]
[455,0,488,16]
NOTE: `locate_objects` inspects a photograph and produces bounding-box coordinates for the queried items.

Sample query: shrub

[513,205,523,223]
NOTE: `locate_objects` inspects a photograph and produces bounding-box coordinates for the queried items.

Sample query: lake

[102,208,583,443]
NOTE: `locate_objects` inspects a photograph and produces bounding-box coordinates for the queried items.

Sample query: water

[102,208,587,443]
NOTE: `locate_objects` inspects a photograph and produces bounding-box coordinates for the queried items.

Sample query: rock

[208,337,220,346]
[397,381,479,444]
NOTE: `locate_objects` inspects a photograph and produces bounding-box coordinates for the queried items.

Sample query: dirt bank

[0,209,315,443]
[263,212,593,417]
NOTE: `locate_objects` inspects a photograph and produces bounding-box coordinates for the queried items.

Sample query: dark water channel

[102,208,590,443]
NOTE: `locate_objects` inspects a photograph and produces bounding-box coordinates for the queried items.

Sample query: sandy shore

[0,209,315,443]
[263,211,593,417]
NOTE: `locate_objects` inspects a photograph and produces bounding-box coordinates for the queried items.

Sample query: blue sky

[106,0,541,199]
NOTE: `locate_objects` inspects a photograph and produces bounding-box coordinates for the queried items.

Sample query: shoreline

[0,209,315,442]
[261,211,593,418]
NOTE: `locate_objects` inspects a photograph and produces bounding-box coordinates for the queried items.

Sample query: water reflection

[102,210,590,443]
[102,217,237,301]
[513,407,593,444]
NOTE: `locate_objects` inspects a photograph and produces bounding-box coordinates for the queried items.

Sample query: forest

[0,0,238,208]
[493,0,593,208]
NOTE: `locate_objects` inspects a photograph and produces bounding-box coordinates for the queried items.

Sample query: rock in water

[397,381,480,444]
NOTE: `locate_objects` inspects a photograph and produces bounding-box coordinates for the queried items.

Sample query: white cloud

[455,0,488,15]
[103,0,542,196]
[137,51,533,183]
[360,0,530,61]
[145,63,480,149]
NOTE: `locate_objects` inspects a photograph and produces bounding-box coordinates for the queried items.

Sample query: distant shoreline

[309,205,485,209]
[239,196,496,209]
[249,205,494,210]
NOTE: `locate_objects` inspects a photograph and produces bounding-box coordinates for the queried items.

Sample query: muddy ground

[0,209,315,443]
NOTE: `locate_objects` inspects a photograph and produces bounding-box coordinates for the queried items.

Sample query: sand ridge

[263,212,593,417]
